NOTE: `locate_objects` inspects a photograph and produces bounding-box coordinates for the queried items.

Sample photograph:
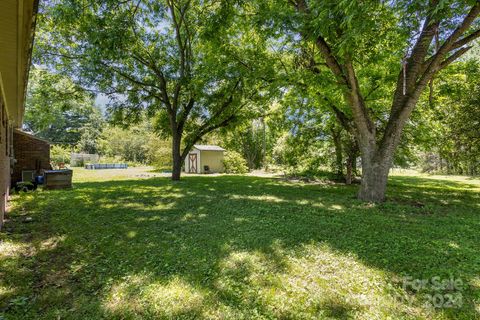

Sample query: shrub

[223,151,248,174]
[50,145,71,165]
[149,142,172,171]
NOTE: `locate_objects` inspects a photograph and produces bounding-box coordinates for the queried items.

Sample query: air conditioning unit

[21,170,35,182]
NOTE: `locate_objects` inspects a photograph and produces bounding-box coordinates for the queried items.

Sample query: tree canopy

[36,0,276,179]
[25,67,103,151]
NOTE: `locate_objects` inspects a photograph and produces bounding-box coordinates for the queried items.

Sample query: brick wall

[12,129,51,185]
[0,99,11,228]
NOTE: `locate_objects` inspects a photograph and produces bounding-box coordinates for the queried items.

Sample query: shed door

[189,153,197,173]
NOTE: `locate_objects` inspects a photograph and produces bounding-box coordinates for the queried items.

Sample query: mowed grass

[0,168,479,319]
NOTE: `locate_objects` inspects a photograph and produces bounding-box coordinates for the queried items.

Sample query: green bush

[50,145,71,165]
[223,151,248,174]
[149,143,172,171]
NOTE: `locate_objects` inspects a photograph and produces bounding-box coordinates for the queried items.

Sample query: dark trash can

[35,175,44,185]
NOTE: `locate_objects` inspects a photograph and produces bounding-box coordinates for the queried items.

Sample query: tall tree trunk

[345,147,355,185]
[345,158,353,185]
[352,155,357,175]
[358,152,391,202]
[261,117,266,169]
[344,137,358,185]
[171,133,182,181]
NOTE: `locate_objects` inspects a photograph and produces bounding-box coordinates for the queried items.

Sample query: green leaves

[412,59,480,174]
[24,67,103,148]
[35,0,277,174]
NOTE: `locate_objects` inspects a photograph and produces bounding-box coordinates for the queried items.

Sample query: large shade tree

[36,0,273,180]
[25,67,103,149]
[268,0,480,201]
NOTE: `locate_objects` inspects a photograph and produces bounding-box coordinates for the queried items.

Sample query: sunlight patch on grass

[126,231,137,238]
[329,204,344,210]
[135,215,167,222]
[0,239,32,311]
[181,212,208,221]
[72,167,161,182]
[448,241,460,249]
[233,217,249,223]
[181,213,195,221]
[295,199,310,205]
[95,198,178,211]
[0,240,29,258]
[265,244,409,319]
[472,277,480,287]
[470,277,480,315]
[104,274,205,318]
[311,202,325,208]
[213,243,423,319]
[39,235,66,251]
[0,285,13,298]
[229,194,287,203]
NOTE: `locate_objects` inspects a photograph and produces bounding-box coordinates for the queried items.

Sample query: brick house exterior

[0,97,13,227]
[0,0,39,228]
[12,129,51,185]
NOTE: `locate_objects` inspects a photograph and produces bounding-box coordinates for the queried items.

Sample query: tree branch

[325,98,354,134]
[381,3,480,162]
[176,96,195,133]
[450,29,480,51]
[293,0,347,85]
[420,3,480,84]
[440,46,473,69]
[344,59,375,138]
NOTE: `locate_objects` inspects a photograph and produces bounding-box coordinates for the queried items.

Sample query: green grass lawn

[1,169,479,319]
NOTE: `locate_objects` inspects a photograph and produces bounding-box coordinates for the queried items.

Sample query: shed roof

[193,145,225,151]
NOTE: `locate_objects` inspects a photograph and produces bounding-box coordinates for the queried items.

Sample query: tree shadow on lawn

[1,175,479,319]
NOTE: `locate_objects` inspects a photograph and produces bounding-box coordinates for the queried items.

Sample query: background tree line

[27,56,479,178]
[25,67,172,169]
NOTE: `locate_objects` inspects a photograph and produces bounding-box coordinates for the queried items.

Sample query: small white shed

[184,145,225,173]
